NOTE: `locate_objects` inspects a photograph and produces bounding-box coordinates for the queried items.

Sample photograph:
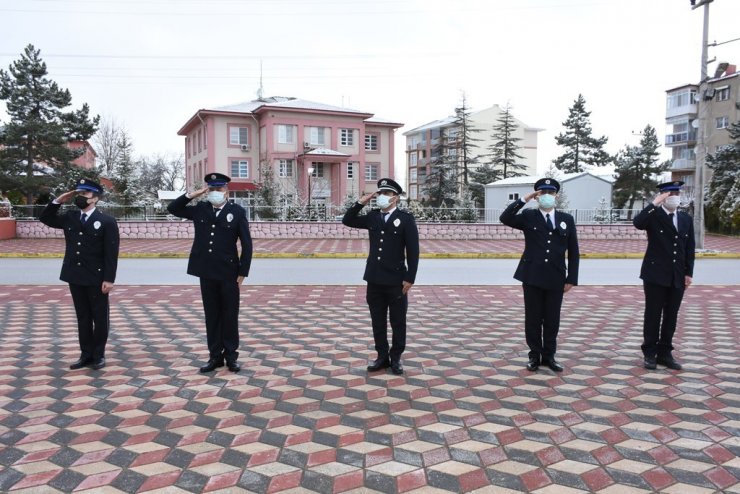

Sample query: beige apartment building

[665,62,739,199]
[402,105,542,202]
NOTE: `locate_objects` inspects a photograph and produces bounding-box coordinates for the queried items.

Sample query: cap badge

[381,180,387,186]
[545,179,550,184]
[211,174,216,180]
[80,179,85,184]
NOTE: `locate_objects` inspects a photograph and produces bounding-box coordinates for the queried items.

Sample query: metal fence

[8,204,645,224]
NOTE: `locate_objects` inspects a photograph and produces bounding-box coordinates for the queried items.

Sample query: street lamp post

[691,0,714,250]
[307,166,314,220]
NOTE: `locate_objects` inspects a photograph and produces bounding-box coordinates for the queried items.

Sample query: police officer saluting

[40,178,120,370]
[343,178,420,375]
[500,178,579,372]
[168,173,253,373]
[633,181,694,371]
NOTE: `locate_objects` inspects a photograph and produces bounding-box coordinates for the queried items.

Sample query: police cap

[377,178,403,195]
[534,177,560,193]
[205,173,231,187]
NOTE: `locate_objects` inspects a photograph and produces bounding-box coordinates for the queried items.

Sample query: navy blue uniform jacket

[40,203,120,286]
[500,200,579,290]
[343,203,420,285]
[168,194,252,281]
[633,204,695,288]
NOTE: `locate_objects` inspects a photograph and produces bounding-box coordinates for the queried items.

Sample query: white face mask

[537,193,556,210]
[664,195,681,211]
[207,191,225,205]
[376,194,393,209]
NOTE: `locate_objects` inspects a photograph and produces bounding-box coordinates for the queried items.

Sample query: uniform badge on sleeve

[227,213,234,223]
[393,218,401,227]
[94,221,101,230]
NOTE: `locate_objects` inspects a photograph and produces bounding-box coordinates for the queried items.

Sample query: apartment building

[402,105,542,202]
[665,62,739,198]
[177,96,403,208]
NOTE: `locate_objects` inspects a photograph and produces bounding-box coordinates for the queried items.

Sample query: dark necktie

[668,212,676,230]
[546,213,554,231]
[80,213,87,224]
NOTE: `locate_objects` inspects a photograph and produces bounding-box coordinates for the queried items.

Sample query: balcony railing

[665,130,697,145]
[671,158,696,170]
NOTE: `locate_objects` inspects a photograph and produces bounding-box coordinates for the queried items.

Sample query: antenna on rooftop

[256,59,264,101]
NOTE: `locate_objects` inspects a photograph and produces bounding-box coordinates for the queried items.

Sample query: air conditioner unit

[240,144,250,151]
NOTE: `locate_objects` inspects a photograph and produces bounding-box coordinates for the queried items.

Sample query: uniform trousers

[522,283,564,361]
[199,277,240,361]
[68,283,110,360]
[366,282,407,361]
[641,281,685,358]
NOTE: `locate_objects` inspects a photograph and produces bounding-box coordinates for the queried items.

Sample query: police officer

[40,178,120,370]
[633,181,695,370]
[500,178,579,372]
[168,173,253,373]
[342,178,420,375]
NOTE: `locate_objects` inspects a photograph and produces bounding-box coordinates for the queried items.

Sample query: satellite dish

[691,119,700,129]
[693,93,701,103]
[693,146,701,154]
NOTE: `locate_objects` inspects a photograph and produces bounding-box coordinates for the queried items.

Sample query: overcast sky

[1,0,738,181]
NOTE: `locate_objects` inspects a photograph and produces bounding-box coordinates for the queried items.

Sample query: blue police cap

[205,173,231,187]
[534,178,560,193]
[75,178,103,194]
[657,180,684,192]
[377,178,403,195]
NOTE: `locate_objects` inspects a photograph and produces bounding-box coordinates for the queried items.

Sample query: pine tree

[612,124,669,216]
[451,94,482,186]
[468,162,500,208]
[255,160,279,219]
[705,121,740,232]
[0,44,99,203]
[552,94,610,173]
[110,132,140,207]
[486,103,527,179]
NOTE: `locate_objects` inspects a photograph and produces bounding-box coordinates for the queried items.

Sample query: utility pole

[691,0,713,250]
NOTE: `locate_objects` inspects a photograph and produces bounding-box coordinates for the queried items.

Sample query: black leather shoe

[657,356,682,370]
[390,360,404,375]
[526,357,540,371]
[226,360,241,372]
[367,358,390,372]
[90,358,106,370]
[644,356,657,370]
[542,359,564,372]
[70,358,92,370]
[199,359,224,373]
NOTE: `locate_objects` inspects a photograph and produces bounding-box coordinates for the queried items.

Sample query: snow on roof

[403,116,456,135]
[212,96,370,115]
[487,170,615,187]
[157,190,183,200]
[304,147,350,157]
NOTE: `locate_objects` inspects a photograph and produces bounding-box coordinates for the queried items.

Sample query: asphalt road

[1,258,738,285]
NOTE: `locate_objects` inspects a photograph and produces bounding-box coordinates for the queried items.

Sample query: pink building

[177,96,403,208]
[68,140,97,170]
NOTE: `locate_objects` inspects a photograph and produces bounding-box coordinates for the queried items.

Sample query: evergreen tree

[451,93,482,186]
[423,128,457,207]
[612,124,669,215]
[110,132,141,207]
[0,44,99,203]
[255,160,279,219]
[486,103,527,179]
[468,162,500,208]
[705,121,740,233]
[552,94,610,173]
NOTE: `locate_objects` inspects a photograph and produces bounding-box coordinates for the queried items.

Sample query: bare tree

[92,115,126,175]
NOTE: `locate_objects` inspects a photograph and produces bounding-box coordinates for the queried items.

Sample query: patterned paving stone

[0,285,738,493]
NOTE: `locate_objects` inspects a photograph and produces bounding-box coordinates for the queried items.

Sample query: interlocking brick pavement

[1,234,739,258]
[0,284,739,493]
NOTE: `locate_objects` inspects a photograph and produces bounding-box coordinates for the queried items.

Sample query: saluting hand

[188,186,210,199]
[652,192,671,207]
[523,191,541,202]
[358,192,377,205]
[55,190,77,203]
